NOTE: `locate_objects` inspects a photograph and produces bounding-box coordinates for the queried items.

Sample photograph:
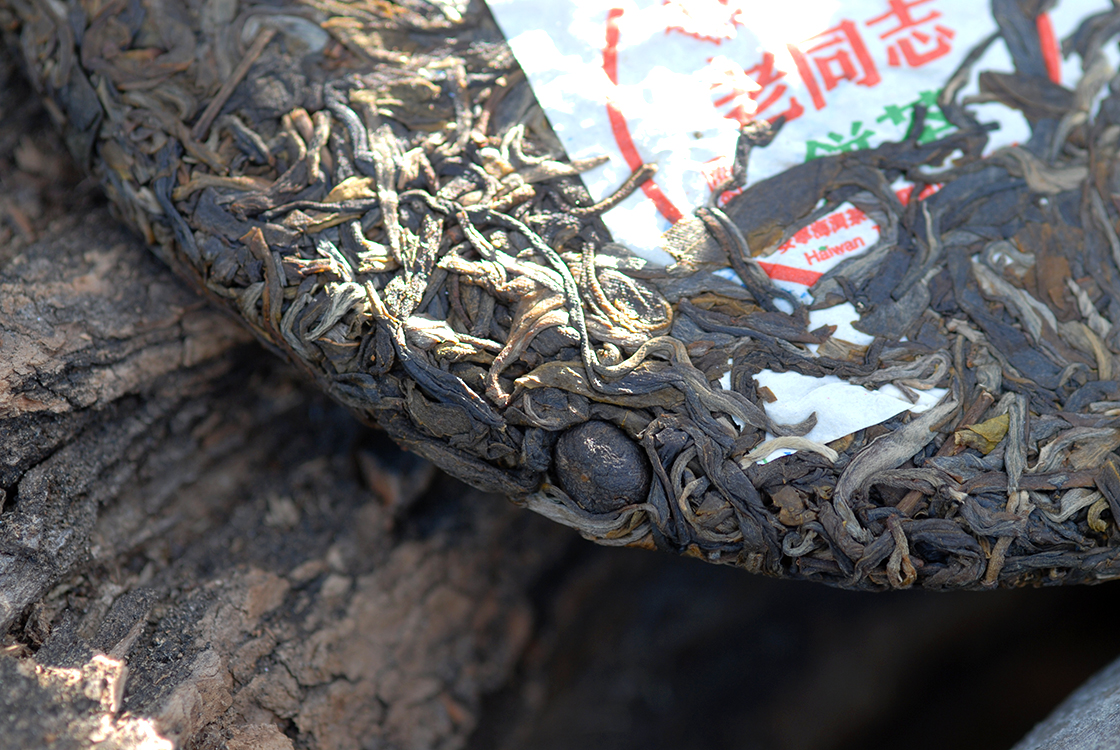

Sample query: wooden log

[1011,653,1120,750]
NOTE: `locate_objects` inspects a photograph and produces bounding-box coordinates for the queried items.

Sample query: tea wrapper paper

[487,0,1111,450]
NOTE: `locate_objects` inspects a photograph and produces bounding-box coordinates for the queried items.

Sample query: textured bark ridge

[0,59,570,750]
[1011,653,1120,750]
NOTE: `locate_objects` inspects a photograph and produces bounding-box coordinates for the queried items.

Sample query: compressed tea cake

[6,0,1120,589]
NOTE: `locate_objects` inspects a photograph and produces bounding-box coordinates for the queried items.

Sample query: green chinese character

[876,102,911,127]
[805,121,876,161]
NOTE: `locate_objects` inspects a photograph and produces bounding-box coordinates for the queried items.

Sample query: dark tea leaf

[5,0,1120,589]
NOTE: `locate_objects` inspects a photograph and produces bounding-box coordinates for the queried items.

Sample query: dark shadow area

[471,545,1120,750]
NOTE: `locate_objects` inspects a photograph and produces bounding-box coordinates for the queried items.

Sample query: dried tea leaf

[770,486,816,526]
[8,0,1120,591]
[324,176,377,203]
[954,413,1010,455]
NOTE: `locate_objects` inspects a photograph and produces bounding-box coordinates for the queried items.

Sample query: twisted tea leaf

[10,0,1120,589]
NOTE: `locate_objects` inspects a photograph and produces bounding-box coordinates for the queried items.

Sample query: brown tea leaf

[9,0,1120,591]
[954,413,1010,455]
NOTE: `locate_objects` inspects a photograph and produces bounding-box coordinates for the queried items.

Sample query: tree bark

[0,53,571,750]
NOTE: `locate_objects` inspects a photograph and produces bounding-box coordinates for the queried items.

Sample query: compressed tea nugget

[9,0,1120,590]
[554,420,651,513]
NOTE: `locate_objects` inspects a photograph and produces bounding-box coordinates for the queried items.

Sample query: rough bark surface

[0,54,571,750]
[1010,653,1120,750]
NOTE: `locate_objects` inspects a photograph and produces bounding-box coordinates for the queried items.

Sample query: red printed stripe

[756,261,823,287]
[603,9,683,223]
[1037,13,1061,84]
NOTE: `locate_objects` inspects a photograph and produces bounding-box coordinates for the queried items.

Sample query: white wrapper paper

[486,0,1110,449]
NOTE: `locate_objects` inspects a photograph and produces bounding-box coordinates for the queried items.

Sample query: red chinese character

[788,20,881,111]
[663,0,744,45]
[792,227,812,245]
[916,183,942,200]
[701,157,733,192]
[745,52,805,124]
[843,206,867,225]
[706,52,804,126]
[809,219,832,239]
[706,55,761,125]
[828,212,849,232]
[866,0,955,68]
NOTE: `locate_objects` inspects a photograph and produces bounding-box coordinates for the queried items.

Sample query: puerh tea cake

[6,0,1120,589]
